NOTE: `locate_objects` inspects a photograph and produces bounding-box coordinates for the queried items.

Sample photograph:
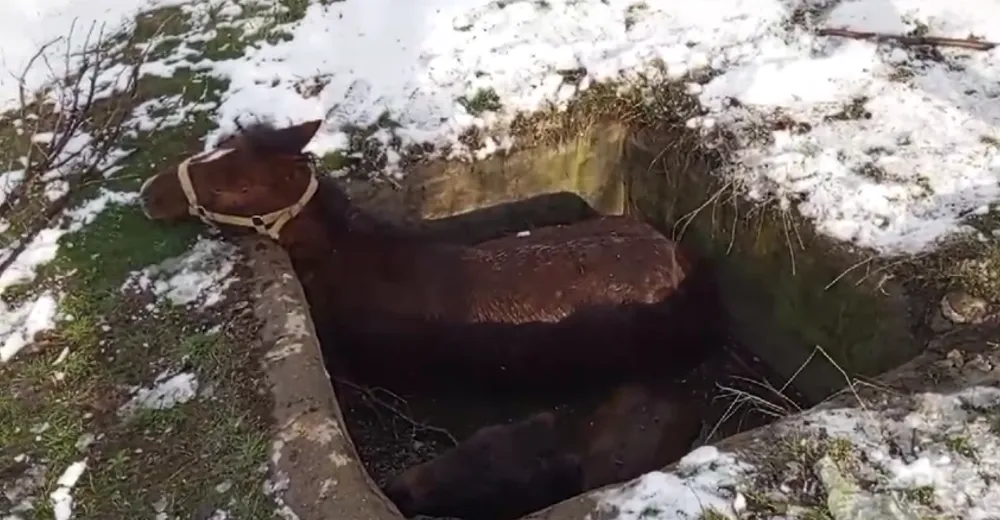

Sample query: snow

[0,170,27,210]
[118,370,199,417]
[596,386,1000,519]
[0,189,138,290]
[0,0,998,257]
[799,386,1000,519]
[0,189,137,364]
[48,459,86,520]
[0,0,188,108]
[599,446,751,519]
[121,235,239,308]
[0,291,58,362]
[148,0,999,255]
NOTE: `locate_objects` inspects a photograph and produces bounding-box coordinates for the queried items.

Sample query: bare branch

[0,14,181,265]
[818,27,998,51]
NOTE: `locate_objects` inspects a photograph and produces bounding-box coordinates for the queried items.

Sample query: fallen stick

[817,27,998,51]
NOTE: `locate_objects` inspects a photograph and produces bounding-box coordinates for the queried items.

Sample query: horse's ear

[284,119,323,151]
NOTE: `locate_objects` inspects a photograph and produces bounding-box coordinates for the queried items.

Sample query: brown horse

[138,119,726,393]
[579,382,701,490]
[382,383,702,519]
[383,412,583,520]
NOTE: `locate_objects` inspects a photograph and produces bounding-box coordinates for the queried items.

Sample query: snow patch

[0,291,59,362]
[0,189,136,363]
[121,236,239,308]
[599,446,751,519]
[4,0,999,256]
[798,386,1000,519]
[118,370,199,417]
[0,169,26,208]
[596,386,1000,519]
[49,459,86,520]
[0,189,136,291]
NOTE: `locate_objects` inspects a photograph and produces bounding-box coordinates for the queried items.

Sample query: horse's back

[472,215,662,249]
[324,281,719,394]
[455,216,693,323]
[317,213,725,394]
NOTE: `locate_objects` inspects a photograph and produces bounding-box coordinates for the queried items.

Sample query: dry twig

[818,28,998,51]
[335,378,459,446]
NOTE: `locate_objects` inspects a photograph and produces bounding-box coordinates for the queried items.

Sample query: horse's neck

[279,199,431,282]
[346,211,411,240]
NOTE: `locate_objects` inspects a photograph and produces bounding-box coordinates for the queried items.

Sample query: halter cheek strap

[176,155,319,241]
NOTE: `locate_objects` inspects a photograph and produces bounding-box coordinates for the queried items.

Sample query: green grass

[0,0,318,517]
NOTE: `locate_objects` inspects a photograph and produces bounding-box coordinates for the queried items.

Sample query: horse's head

[138,119,326,240]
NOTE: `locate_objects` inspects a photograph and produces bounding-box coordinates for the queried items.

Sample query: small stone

[965,354,994,373]
[946,349,965,368]
[75,433,96,452]
[940,290,990,324]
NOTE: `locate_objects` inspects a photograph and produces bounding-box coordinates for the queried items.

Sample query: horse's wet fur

[383,382,702,520]
[383,412,584,520]
[580,383,702,490]
[137,118,730,394]
[307,166,729,393]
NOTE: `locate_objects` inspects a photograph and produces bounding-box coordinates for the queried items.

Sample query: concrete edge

[528,336,1000,520]
[244,236,402,520]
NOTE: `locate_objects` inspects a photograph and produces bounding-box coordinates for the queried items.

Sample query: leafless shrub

[0,17,182,271]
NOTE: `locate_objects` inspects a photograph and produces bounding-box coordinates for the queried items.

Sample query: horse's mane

[225,118,310,156]
[316,176,414,238]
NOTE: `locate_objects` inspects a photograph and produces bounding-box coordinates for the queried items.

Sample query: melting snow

[598,386,1000,519]
[599,446,751,519]
[0,0,188,109]
[0,189,136,291]
[0,291,58,362]
[1,0,998,256]
[122,236,239,308]
[118,370,199,417]
[48,459,86,520]
[0,169,26,209]
[121,0,1000,256]
[0,189,137,363]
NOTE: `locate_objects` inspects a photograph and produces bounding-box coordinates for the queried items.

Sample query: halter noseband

[176,152,319,241]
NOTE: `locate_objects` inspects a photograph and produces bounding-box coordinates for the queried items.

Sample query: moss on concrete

[343,122,628,224]
[622,118,917,402]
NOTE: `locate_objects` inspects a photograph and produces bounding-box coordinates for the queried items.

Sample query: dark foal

[383,412,583,520]
[383,383,702,519]
[138,119,725,393]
